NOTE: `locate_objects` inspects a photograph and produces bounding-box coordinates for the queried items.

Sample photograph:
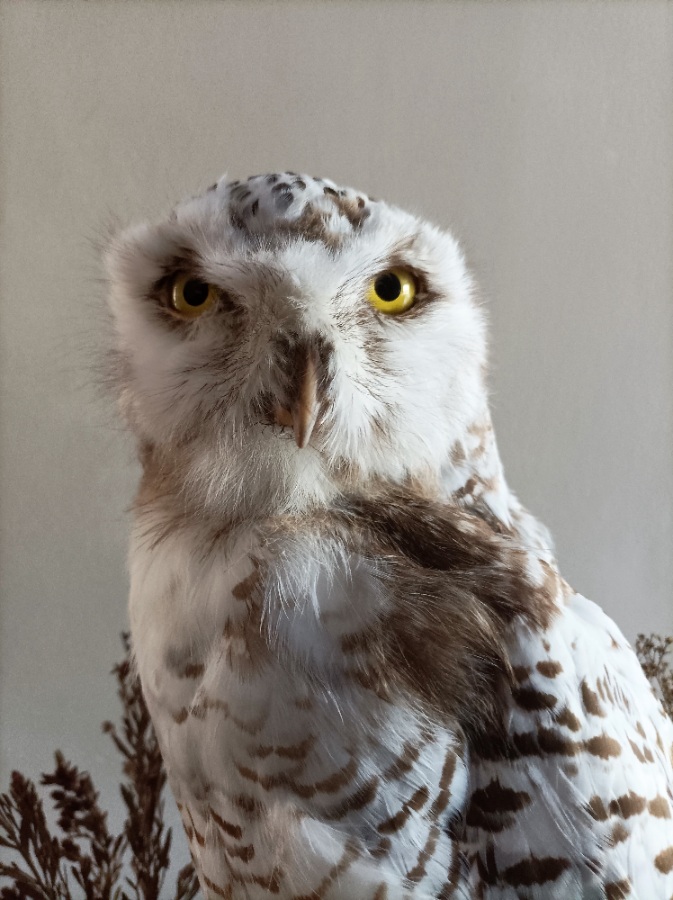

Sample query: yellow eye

[367,268,417,315]
[171,275,217,318]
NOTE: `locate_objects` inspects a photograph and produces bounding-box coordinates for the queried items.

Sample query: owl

[105,172,673,899]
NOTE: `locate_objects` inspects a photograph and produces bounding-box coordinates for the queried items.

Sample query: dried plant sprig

[41,752,125,899]
[636,633,673,721]
[0,770,71,899]
[102,636,172,900]
[0,635,199,900]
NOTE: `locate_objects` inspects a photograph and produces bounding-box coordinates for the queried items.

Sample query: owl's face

[106,173,487,515]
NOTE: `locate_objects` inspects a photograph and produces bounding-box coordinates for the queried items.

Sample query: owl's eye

[171,275,217,318]
[367,268,417,315]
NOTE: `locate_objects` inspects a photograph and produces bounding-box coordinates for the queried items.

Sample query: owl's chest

[128,518,468,894]
[128,522,310,751]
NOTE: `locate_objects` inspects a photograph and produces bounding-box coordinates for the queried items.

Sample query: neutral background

[1,0,671,875]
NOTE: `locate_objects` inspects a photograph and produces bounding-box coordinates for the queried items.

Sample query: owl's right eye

[171,275,217,318]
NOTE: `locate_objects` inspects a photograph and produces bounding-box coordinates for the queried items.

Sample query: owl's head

[105,173,488,517]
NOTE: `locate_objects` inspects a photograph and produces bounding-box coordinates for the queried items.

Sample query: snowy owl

[105,172,673,899]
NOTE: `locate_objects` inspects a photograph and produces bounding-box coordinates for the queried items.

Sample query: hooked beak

[273,348,320,448]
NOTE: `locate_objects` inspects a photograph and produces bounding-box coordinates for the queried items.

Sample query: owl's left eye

[171,275,217,318]
[367,268,417,315]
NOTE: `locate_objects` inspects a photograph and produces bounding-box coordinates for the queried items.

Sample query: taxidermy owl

[105,173,673,899]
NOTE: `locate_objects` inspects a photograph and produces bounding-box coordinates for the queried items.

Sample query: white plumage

[106,172,673,898]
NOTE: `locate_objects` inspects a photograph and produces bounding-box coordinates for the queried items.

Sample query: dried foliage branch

[636,633,673,721]
[0,635,199,900]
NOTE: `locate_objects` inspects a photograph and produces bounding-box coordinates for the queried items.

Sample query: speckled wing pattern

[109,172,673,899]
[464,593,673,899]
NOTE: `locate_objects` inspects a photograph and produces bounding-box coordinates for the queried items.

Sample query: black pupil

[183,279,209,307]
[375,273,402,302]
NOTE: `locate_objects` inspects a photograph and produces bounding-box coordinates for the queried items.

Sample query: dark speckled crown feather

[212,172,373,247]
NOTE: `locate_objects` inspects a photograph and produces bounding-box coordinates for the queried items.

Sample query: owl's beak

[273,350,320,448]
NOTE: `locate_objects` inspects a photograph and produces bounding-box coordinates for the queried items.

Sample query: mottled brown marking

[231,794,262,816]
[225,841,255,862]
[502,855,571,887]
[194,696,267,736]
[377,785,429,834]
[292,840,358,900]
[250,735,314,761]
[587,795,609,821]
[454,476,478,500]
[537,728,581,756]
[581,680,606,717]
[554,707,582,732]
[510,731,540,757]
[236,755,358,798]
[470,780,531,814]
[608,791,646,818]
[628,738,646,763]
[428,751,457,819]
[371,838,391,859]
[372,886,388,900]
[331,192,371,230]
[586,735,621,759]
[475,843,499,886]
[466,779,531,833]
[209,807,243,839]
[181,662,204,679]
[605,879,631,900]
[164,644,205,679]
[655,846,673,874]
[173,707,189,724]
[231,568,260,601]
[609,822,629,845]
[221,613,270,678]
[443,841,461,897]
[449,439,466,465]
[512,665,531,683]
[512,686,557,711]
[383,741,421,781]
[208,848,282,894]
[536,660,563,678]
[324,777,379,821]
[203,875,233,899]
[508,726,588,757]
[406,825,440,882]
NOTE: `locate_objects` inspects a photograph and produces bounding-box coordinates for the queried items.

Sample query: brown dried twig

[0,635,199,900]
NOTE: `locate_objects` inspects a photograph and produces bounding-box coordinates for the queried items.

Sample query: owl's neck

[135,409,554,565]
[441,411,555,563]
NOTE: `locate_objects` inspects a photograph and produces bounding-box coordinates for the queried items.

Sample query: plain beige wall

[1,0,672,871]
